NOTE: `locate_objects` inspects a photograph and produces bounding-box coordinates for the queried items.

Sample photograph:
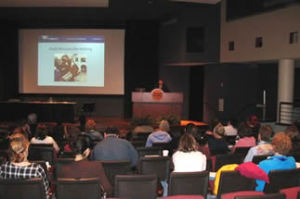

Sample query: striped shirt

[0,162,49,197]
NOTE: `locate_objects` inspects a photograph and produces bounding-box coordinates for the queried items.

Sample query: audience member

[244,125,274,162]
[256,132,296,191]
[172,133,206,172]
[91,127,138,167]
[60,135,112,195]
[232,125,256,152]
[30,124,60,154]
[0,132,49,198]
[207,123,229,155]
[239,114,261,139]
[82,119,103,143]
[285,125,300,155]
[51,121,65,150]
[145,120,172,147]
[224,119,238,136]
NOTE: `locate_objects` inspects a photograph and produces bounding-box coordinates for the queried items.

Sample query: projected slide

[38,35,105,87]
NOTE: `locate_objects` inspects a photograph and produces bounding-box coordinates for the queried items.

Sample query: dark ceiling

[0,0,215,26]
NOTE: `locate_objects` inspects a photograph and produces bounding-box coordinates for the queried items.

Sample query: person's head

[238,125,253,138]
[248,114,260,127]
[85,119,96,131]
[104,126,119,137]
[271,132,292,155]
[185,123,198,135]
[213,123,225,137]
[35,124,48,140]
[258,125,273,142]
[159,120,170,132]
[285,125,299,140]
[72,135,91,156]
[178,133,198,152]
[8,132,29,163]
[27,113,38,125]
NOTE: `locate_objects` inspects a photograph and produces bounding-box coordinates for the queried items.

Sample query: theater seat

[280,186,300,199]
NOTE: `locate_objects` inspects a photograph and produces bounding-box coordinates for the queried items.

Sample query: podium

[132,91,183,119]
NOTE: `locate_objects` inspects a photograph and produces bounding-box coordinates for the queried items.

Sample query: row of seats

[1,169,300,199]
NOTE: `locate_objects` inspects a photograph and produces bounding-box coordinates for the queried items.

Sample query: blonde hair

[213,123,225,137]
[178,133,198,152]
[9,133,29,163]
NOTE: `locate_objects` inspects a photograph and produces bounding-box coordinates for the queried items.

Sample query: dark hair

[72,135,91,155]
[105,127,119,135]
[35,124,48,140]
[259,125,273,141]
[178,133,198,152]
[185,123,196,134]
[238,125,253,138]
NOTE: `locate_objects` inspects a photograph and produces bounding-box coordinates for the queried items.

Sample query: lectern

[132,91,183,119]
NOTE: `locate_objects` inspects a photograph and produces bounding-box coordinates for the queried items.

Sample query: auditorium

[0,0,300,199]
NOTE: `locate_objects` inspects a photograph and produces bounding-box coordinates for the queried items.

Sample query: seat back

[168,171,209,197]
[0,178,46,199]
[101,160,132,187]
[217,170,256,199]
[137,147,162,157]
[56,177,101,199]
[54,158,75,179]
[213,153,244,172]
[114,174,157,199]
[252,155,270,164]
[234,147,251,157]
[138,156,170,181]
[264,168,300,193]
[152,142,170,150]
[28,144,55,165]
[234,193,286,199]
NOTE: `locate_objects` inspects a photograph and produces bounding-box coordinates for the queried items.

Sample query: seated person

[239,114,261,140]
[81,119,103,143]
[91,127,138,167]
[224,119,238,136]
[244,125,274,162]
[145,120,172,147]
[172,133,206,172]
[256,132,296,191]
[30,124,60,154]
[207,123,229,156]
[0,131,49,198]
[285,125,300,155]
[232,125,256,152]
[60,135,112,195]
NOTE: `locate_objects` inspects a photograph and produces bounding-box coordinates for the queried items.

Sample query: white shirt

[172,151,206,172]
[30,136,60,153]
[224,124,238,136]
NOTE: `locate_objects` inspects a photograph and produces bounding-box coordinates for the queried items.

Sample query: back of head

[285,125,299,140]
[213,123,225,137]
[271,132,292,155]
[35,124,48,140]
[259,125,273,141]
[72,135,91,155]
[238,125,253,138]
[9,133,29,163]
[105,126,119,135]
[85,119,96,131]
[178,133,198,152]
[159,120,170,132]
